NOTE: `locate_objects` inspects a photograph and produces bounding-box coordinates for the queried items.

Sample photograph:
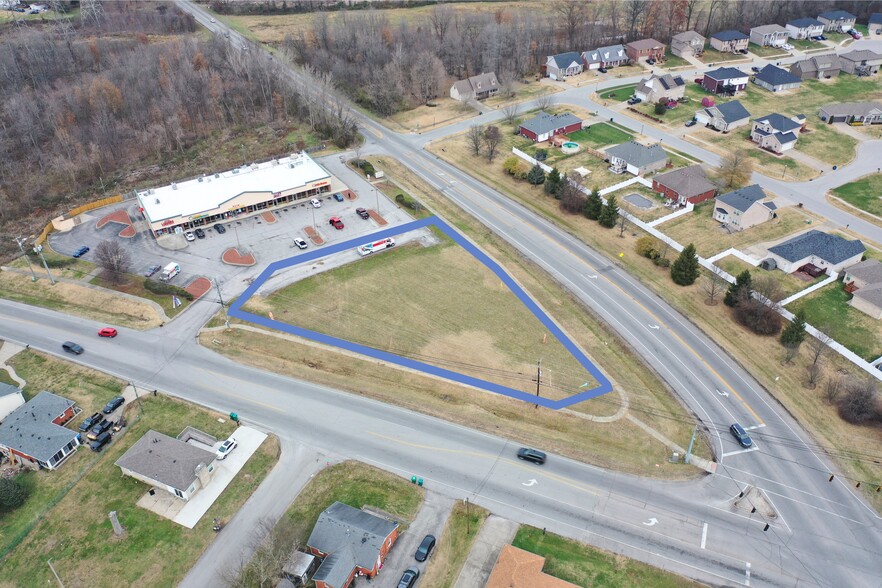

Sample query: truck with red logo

[357,237,395,256]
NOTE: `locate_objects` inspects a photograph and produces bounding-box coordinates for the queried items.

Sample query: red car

[329,217,344,230]
[97,327,118,338]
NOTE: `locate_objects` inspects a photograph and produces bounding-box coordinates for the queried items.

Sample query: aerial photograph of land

[1,1,882,587]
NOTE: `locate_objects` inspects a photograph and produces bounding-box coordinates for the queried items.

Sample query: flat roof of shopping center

[137,153,331,222]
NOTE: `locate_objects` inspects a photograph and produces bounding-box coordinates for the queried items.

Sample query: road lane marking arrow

[648,324,660,330]
[642,517,658,526]
[587,274,598,279]
[522,479,538,487]
[716,389,729,397]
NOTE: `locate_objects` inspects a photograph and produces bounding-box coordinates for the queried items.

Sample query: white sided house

[751,113,803,153]
[450,72,499,102]
[749,24,789,47]
[767,230,865,274]
[0,383,25,422]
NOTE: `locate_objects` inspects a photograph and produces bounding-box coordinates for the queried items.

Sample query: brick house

[843,260,882,319]
[518,111,582,142]
[671,31,705,57]
[308,501,399,588]
[701,67,749,94]
[652,165,717,205]
[786,17,824,40]
[713,184,777,230]
[625,38,665,62]
[789,53,841,80]
[709,30,749,53]
[817,10,856,32]
[581,44,629,70]
[545,52,583,79]
[0,391,79,470]
[767,230,865,273]
[749,24,789,47]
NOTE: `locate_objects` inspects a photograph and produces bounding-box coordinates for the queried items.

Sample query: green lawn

[512,526,705,587]
[794,122,857,166]
[789,38,820,50]
[90,275,189,317]
[749,43,790,58]
[422,500,490,588]
[712,256,826,298]
[699,47,748,63]
[786,284,882,361]
[599,84,637,100]
[661,50,690,68]
[832,174,882,217]
[569,123,634,148]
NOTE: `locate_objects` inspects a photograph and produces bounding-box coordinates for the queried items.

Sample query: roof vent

[172,183,178,190]
[155,198,160,204]
[214,173,220,179]
[288,163,294,169]
[198,177,203,183]
[148,188,155,195]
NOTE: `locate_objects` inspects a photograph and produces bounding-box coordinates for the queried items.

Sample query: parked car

[195,228,206,239]
[598,67,608,73]
[329,217,344,230]
[310,198,322,208]
[685,119,698,127]
[517,447,546,464]
[87,419,112,440]
[627,96,642,105]
[333,193,345,202]
[72,246,90,258]
[398,567,420,588]
[210,17,216,23]
[214,223,226,234]
[145,264,161,277]
[782,43,794,50]
[184,231,196,242]
[293,237,308,250]
[694,77,703,84]
[78,412,104,433]
[751,66,761,73]
[730,423,753,448]
[415,534,436,562]
[646,58,656,65]
[356,208,370,219]
[217,438,238,460]
[811,35,823,41]
[851,31,863,39]
[737,49,749,54]
[62,341,84,355]
[90,431,112,452]
[98,327,118,338]
[103,396,125,414]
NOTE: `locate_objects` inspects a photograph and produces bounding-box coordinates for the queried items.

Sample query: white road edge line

[701,523,708,549]
[721,445,760,457]
[745,562,751,587]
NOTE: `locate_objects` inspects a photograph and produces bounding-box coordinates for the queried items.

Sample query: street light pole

[375,186,380,214]
[14,237,37,282]
[33,244,56,285]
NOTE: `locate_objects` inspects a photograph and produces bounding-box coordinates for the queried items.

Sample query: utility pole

[684,426,698,464]
[14,237,37,282]
[466,498,470,534]
[131,381,144,418]
[534,359,542,408]
[47,559,65,588]
[375,185,380,214]
[215,278,229,328]
[33,244,56,285]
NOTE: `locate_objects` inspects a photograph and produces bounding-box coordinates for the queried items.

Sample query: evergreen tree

[0,478,28,510]
[583,187,603,219]
[527,163,546,185]
[544,167,561,195]
[670,243,700,285]
[598,194,618,227]
[724,269,753,307]
[780,309,807,348]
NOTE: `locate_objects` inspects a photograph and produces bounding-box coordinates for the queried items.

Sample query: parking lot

[48,155,417,302]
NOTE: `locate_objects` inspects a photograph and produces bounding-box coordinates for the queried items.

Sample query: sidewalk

[452,515,519,588]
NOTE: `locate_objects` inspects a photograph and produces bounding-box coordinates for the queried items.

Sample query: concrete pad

[453,515,519,588]
[173,426,267,528]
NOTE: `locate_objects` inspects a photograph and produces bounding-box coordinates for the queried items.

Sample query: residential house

[753,64,802,92]
[486,545,580,588]
[0,391,79,470]
[789,53,841,80]
[652,165,717,205]
[713,184,777,230]
[307,501,399,588]
[786,17,824,40]
[605,141,668,175]
[819,102,882,124]
[701,67,749,94]
[869,13,882,35]
[767,230,865,273]
[671,31,705,57]
[582,44,629,70]
[518,111,582,142]
[710,30,750,53]
[115,429,217,501]
[843,259,882,319]
[0,382,25,422]
[695,100,751,132]
[449,72,499,102]
[545,52,583,79]
[633,73,686,103]
[839,50,882,75]
[817,10,856,32]
[749,24,790,47]
[625,38,666,62]
[751,113,803,153]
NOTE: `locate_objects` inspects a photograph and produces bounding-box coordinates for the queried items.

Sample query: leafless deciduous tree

[466,125,484,156]
[718,150,754,190]
[500,103,520,126]
[824,373,843,405]
[805,329,833,388]
[483,126,502,162]
[94,240,131,285]
[223,517,299,588]
[702,266,727,305]
[838,377,878,424]
[534,92,556,112]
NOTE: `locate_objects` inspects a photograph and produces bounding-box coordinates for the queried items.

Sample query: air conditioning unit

[155,198,160,204]
[172,183,178,190]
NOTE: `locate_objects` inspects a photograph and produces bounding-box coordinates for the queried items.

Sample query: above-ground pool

[561,141,581,154]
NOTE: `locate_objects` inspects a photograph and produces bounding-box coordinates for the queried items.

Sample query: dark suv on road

[730,423,753,448]
[517,447,546,464]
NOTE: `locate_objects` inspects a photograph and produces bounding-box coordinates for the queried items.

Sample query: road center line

[701,523,708,549]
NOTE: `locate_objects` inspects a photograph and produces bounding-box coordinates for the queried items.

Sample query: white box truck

[160,262,181,281]
[357,237,395,256]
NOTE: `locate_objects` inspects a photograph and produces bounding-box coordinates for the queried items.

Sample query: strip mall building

[137,152,345,237]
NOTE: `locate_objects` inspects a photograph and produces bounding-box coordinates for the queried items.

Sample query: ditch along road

[175,3,882,585]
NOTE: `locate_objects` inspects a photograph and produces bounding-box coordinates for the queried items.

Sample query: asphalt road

[14,4,872,586]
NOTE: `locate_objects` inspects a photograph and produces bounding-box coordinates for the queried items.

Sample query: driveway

[452,515,519,588]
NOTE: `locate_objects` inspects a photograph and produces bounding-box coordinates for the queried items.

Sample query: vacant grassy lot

[387,98,475,132]
[90,275,188,318]
[513,526,704,587]
[0,352,279,587]
[786,284,882,361]
[657,201,823,258]
[794,122,858,166]
[569,123,634,148]
[661,50,690,68]
[699,47,749,63]
[282,461,423,544]
[712,256,827,298]
[688,127,817,181]
[749,43,790,58]
[421,500,490,588]
[483,80,562,109]
[831,174,882,217]
[599,84,636,101]
[247,236,598,399]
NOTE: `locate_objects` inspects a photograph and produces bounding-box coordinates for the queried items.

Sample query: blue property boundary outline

[228,216,614,409]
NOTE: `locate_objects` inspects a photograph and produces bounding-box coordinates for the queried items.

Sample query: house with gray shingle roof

[751,113,803,153]
[0,391,79,470]
[450,72,499,102]
[844,260,882,319]
[115,429,217,501]
[518,111,582,142]
[545,52,583,79]
[695,100,751,132]
[767,230,865,273]
[713,185,776,230]
[652,165,717,205]
[786,17,824,39]
[710,30,749,53]
[869,13,882,35]
[0,382,25,422]
[307,501,400,588]
[701,67,750,94]
[634,73,685,103]
[753,65,802,92]
[750,24,789,47]
[605,141,668,175]
[581,44,629,69]
[838,50,882,75]
[790,53,841,80]
[817,10,856,33]
[818,102,882,124]
[671,31,705,57]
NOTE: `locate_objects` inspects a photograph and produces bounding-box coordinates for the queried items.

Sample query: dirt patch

[368,210,388,226]
[185,277,212,300]
[222,248,256,266]
[96,209,136,238]
[304,226,325,245]
[260,211,277,224]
